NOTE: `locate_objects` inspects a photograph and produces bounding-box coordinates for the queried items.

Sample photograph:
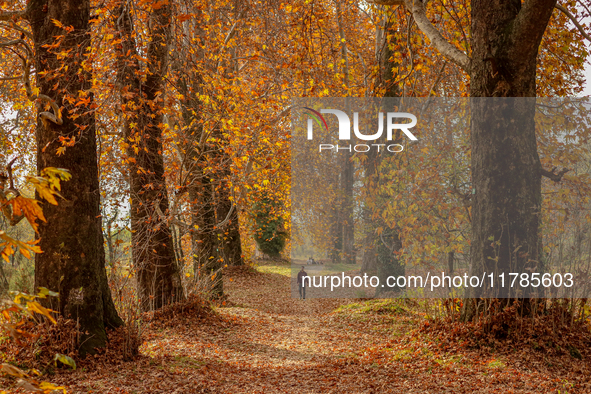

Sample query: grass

[255,265,292,277]
[435,354,465,367]
[173,355,207,369]
[487,359,506,369]
[251,258,294,277]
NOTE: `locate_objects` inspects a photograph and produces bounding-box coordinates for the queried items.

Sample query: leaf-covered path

[54,262,589,393]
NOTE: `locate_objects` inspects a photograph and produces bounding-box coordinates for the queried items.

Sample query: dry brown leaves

[143,294,228,330]
[0,316,78,368]
[3,263,591,393]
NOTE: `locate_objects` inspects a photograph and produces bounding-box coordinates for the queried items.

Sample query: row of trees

[0,0,589,355]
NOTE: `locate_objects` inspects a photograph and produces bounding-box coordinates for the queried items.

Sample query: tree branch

[541,167,569,182]
[21,57,63,126]
[511,0,557,61]
[367,0,471,72]
[555,4,591,43]
[0,38,63,126]
[0,38,32,57]
[0,157,24,226]
[0,21,33,40]
[0,75,23,81]
[0,10,25,22]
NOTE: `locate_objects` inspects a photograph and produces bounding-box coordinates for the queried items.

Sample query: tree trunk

[362,15,402,277]
[114,1,183,311]
[467,0,556,310]
[190,177,224,298]
[447,251,454,275]
[335,1,356,266]
[341,150,355,264]
[375,226,404,296]
[217,192,244,266]
[330,194,343,264]
[176,74,225,297]
[28,0,122,355]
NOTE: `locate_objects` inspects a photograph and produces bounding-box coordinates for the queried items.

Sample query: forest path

[54,261,582,393]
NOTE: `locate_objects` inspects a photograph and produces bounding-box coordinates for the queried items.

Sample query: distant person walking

[297,266,308,300]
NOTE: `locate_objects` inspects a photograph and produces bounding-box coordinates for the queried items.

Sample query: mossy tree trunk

[28,0,123,355]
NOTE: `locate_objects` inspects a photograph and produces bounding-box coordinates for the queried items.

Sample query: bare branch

[428,60,447,97]
[216,200,235,229]
[541,167,569,182]
[223,8,247,46]
[555,4,591,43]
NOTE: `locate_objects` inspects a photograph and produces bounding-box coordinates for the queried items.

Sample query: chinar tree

[113,0,184,311]
[370,0,584,316]
[0,0,124,355]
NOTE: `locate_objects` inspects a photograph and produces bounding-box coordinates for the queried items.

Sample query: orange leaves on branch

[51,18,74,33]
[0,230,42,261]
[8,196,45,231]
[25,167,72,207]
[177,14,193,22]
[0,288,68,393]
[0,167,70,262]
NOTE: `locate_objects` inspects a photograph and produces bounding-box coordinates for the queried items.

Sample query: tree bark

[28,0,123,355]
[217,193,244,266]
[378,0,558,313]
[335,1,356,265]
[191,177,224,298]
[176,65,225,297]
[362,15,403,279]
[468,0,556,305]
[114,1,183,311]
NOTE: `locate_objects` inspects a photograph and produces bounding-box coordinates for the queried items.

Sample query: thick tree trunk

[341,151,355,264]
[360,146,380,275]
[28,0,122,355]
[362,16,403,278]
[190,178,224,298]
[177,77,225,296]
[375,227,404,296]
[330,194,343,264]
[217,192,244,266]
[114,1,183,311]
[467,0,556,309]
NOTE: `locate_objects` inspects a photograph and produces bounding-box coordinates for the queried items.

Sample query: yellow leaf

[27,301,57,324]
[39,382,67,393]
[54,353,76,370]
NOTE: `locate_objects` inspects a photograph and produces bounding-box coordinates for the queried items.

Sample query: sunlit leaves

[53,353,76,370]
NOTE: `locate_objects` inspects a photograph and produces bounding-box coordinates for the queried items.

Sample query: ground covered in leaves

[3,260,591,393]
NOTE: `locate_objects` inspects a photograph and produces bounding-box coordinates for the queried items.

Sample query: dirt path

[52,264,589,393]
